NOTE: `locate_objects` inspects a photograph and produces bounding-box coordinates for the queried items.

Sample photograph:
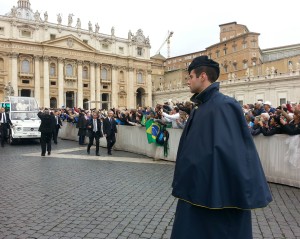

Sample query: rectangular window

[83,83,88,88]
[22,80,30,84]
[216,52,220,58]
[137,47,142,56]
[103,85,108,89]
[233,45,237,52]
[233,64,237,71]
[21,30,31,38]
[223,49,227,55]
[243,63,248,69]
[252,41,256,47]
[119,47,124,54]
[242,43,247,49]
[280,98,286,105]
[50,81,56,86]
[102,44,109,50]
[50,34,56,40]
[0,27,4,35]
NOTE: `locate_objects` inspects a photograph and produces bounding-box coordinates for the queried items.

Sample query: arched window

[50,63,56,77]
[137,72,143,84]
[83,98,89,110]
[21,60,30,73]
[50,97,57,108]
[66,64,73,77]
[101,68,107,80]
[83,66,88,79]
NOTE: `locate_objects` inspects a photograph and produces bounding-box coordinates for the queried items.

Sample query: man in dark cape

[171,56,272,239]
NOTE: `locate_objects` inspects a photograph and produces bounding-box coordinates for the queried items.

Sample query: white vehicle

[0,96,41,144]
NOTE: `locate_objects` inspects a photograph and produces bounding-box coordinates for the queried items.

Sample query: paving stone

[0,139,299,239]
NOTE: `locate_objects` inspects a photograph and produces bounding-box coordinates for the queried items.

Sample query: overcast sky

[1,0,300,58]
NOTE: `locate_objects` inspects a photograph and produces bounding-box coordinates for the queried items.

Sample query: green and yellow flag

[145,119,161,144]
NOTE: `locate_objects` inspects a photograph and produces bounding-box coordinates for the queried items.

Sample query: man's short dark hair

[194,66,219,83]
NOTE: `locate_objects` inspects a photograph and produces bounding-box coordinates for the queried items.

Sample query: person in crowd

[0,107,13,147]
[103,110,118,155]
[38,108,55,156]
[52,109,62,144]
[249,116,262,136]
[280,109,300,135]
[76,110,87,145]
[175,111,188,129]
[161,107,180,129]
[86,112,103,156]
[245,113,254,128]
[170,55,272,239]
[252,101,265,116]
[263,101,276,115]
[260,115,282,136]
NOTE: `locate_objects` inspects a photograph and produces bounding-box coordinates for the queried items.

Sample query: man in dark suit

[52,110,62,144]
[103,110,117,155]
[86,112,103,156]
[38,109,55,156]
[0,107,13,147]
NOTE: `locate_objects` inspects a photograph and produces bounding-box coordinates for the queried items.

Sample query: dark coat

[0,112,12,126]
[77,114,87,136]
[172,82,272,209]
[281,122,300,135]
[103,117,117,136]
[86,118,103,137]
[38,112,55,133]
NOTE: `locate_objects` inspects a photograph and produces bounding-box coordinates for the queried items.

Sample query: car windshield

[9,97,39,112]
[11,112,39,120]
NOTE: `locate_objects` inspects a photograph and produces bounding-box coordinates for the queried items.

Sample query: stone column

[58,58,64,108]
[111,65,118,108]
[95,63,101,109]
[43,56,50,107]
[10,52,18,96]
[127,67,134,108]
[90,62,95,109]
[147,70,152,107]
[77,60,83,108]
[34,55,41,106]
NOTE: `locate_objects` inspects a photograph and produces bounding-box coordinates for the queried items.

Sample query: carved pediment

[42,35,96,52]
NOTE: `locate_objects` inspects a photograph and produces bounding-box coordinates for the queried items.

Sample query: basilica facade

[0,0,152,109]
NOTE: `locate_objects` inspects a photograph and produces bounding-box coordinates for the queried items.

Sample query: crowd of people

[41,98,300,145]
[243,101,300,136]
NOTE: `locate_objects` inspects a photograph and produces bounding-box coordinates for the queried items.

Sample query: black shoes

[108,152,112,155]
[87,148,90,154]
[41,153,45,156]
[48,151,51,155]
[96,153,100,156]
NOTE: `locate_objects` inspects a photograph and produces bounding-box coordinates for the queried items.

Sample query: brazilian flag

[141,114,147,126]
[145,119,161,144]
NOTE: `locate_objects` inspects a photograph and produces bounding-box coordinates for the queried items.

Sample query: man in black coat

[86,112,103,156]
[38,109,55,156]
[103,110,117,155]
[170,56,272,239]
[0,107,13,147]
[52,110,62,144]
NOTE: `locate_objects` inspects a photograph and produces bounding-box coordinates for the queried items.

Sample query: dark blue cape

[172,82,272,209]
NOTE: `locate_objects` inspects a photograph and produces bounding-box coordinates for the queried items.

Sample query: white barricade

[59,122,300,188]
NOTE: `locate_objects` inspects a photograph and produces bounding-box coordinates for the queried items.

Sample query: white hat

[264,101,271,106]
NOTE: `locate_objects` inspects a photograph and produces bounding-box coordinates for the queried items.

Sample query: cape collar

[190,82,220,105]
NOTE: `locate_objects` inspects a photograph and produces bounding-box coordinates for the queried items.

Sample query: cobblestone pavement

[0,139,299,239]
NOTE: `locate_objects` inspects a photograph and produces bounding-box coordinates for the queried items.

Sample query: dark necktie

[3,113,6,123]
